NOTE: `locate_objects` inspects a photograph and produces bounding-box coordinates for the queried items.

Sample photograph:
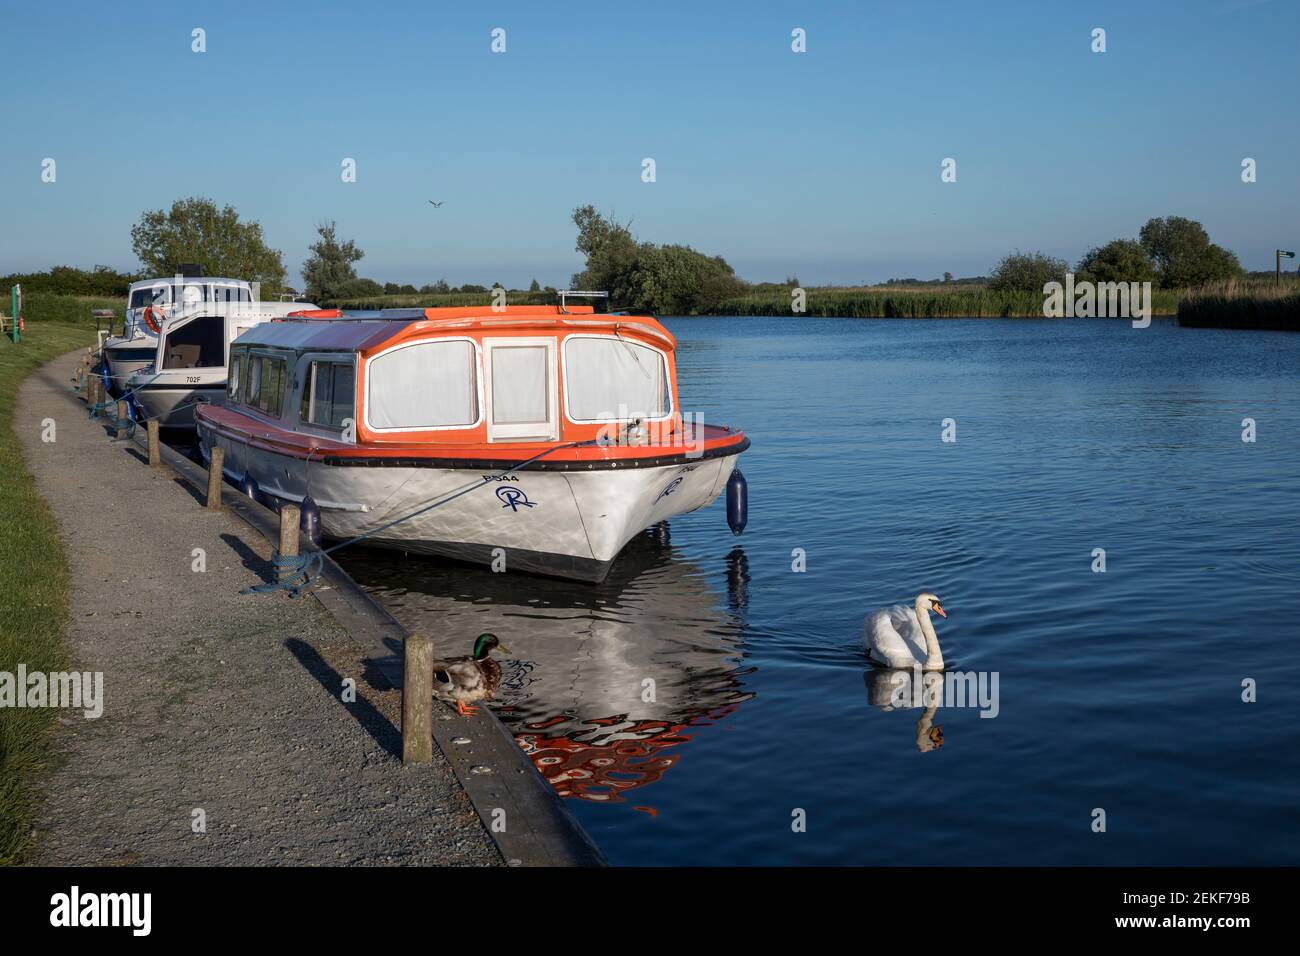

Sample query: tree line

[5,197,1255,312]
[988,217,1242,293]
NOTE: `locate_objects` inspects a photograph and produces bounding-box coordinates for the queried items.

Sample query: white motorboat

[101,273,255,396]
[126,300,317,429]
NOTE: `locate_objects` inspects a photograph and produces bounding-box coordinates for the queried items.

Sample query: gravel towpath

[16,350,500,865]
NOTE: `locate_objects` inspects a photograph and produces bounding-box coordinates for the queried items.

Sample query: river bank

[11,347,502,865]
[0,325,92,863]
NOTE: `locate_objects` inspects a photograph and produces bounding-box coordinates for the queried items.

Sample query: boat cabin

[155,301,319,373]
[223,306,682,448]
[124,275,255,338]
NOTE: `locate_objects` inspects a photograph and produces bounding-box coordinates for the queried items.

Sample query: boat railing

[558,290,609,314]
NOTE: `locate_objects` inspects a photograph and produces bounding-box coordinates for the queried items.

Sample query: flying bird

[428,200,443,207]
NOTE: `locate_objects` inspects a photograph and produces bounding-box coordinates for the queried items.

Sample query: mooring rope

[242,438,603,598]
[102,395,212,441]
[86,369,163,421]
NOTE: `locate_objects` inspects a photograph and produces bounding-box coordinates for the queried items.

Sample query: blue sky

[1,0,1296,287]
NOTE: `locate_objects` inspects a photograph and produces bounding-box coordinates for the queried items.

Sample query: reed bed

[333,285,1187,318]
[1177,280,1300,330]
[710,285,1182,318]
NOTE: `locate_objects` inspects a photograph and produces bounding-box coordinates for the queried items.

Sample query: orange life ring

[142,305,167,334]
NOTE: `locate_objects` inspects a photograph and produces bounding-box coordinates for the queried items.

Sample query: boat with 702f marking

[125,300,318,429]
[195,302,750,581]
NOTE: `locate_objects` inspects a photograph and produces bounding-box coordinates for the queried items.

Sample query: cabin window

[491,345,550,426]
[367,341,478,429]
[564,336,668,422]
[228,351,245,401]
[212,285,252,304]
[302,361,356,428]
[129,284,170,309]
[131,287,161,310]
[161,316,225,369]
[247,354,288,417]
[247,355,263,407]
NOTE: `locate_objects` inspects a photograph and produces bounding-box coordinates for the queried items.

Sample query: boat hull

[134,383,226,428]
[101,339,157,397]
[199,430,744,582]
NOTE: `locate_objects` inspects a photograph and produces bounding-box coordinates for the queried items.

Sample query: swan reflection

[864,667,947,753]
[340,526,754,806]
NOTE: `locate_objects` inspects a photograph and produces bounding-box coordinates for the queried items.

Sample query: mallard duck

[432,633,511,716]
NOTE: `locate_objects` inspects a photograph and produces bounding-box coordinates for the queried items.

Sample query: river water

[337,316,1300,865]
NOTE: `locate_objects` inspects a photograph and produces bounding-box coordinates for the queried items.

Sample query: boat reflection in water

[863,668,946,753]
[337,524,754,807]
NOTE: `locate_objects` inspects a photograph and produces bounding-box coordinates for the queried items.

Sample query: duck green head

[472,633,510,659]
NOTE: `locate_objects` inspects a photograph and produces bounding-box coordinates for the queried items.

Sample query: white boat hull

[101,337,158,397]
[134,384,226,428]
[199,431,742,581]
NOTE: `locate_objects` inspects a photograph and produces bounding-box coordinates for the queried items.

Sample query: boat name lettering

[482,474,519,482]
[654,476,685,504]
[496,486,536,511]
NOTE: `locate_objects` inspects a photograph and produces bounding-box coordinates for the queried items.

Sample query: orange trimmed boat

[195,302,749,581]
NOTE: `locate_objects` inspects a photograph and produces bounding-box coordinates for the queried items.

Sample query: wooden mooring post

[115,400,128,440]
[401,633,434,765]
[147,420,160,467]
[206,447,224,510]
[276,503,300,581]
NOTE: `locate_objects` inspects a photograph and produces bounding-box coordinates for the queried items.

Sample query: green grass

[0,319,96,865]
[21,293,123,325]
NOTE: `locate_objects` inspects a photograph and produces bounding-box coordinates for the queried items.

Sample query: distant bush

[0,266,138,298]
[988,251,1069,292]
[569,205,746,314]
[335,277,384,299]
[1139,216,1242,288]
[1075,239,1157,285]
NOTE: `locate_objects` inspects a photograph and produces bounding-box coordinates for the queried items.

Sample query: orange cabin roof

[240,305,676,355]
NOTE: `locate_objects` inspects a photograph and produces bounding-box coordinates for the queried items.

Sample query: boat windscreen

[129,286,170,309]
[162,316,226,369]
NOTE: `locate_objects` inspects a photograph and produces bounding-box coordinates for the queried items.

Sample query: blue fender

[726,468,748,535]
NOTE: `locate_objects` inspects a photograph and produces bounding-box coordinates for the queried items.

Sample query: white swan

[864,592,947,670]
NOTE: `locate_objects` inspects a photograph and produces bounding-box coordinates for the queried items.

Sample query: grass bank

[21,293,123,325]
[0,321,96,864]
